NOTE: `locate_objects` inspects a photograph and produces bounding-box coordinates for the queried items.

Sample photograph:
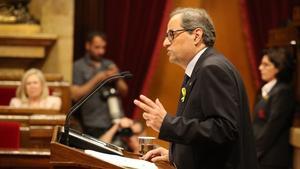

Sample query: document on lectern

[84,150,158,169]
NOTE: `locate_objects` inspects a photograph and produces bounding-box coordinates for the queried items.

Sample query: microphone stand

[63,71,132,145]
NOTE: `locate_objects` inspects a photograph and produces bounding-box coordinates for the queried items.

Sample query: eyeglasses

[165,28,195,42]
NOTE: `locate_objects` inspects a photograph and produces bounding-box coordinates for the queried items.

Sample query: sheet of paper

[84,150,158,169]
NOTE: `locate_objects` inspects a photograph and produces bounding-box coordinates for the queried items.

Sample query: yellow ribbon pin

[181,87,186,102]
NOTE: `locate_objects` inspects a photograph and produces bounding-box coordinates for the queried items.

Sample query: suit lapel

[176,78,196,116]
[267,82,280,98]
[176,47,216,116]
[192,47,215,74]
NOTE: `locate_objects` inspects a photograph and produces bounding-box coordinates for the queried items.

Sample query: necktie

[181,74,190,102]
[170,74,190,162]
[182,74,190,87]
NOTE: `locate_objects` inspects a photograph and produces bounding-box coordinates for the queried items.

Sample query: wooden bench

[0,107,66,148]
[0,108,66,168]
[0,148,50,169]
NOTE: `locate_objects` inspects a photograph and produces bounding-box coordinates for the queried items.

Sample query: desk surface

[124,151,175,169]
[49,126,176,169]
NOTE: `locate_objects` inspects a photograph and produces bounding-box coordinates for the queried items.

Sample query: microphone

[120,71,133,78]
[62,71,132,145]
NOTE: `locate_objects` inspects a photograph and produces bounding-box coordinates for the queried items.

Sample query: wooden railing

[0,106,66,168]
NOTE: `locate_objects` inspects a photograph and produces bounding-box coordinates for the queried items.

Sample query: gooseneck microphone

[63,71,133,145]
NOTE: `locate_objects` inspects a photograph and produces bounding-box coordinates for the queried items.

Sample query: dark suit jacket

[159,47,258,169]
[253,82,295,168]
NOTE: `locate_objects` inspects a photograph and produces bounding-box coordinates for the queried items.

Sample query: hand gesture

[134,95,167,132]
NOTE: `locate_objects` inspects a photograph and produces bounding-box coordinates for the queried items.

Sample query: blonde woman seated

[9,68,62,110]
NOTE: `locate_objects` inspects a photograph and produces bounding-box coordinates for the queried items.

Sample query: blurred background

[0,0,299,168]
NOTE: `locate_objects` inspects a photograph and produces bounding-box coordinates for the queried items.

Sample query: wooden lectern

[50,126,175,169]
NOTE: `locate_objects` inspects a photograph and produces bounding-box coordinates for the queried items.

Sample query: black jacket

[159,47,258,169]
[253,82,295,168]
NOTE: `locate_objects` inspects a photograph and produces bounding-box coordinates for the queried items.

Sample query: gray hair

[171,8,216,47]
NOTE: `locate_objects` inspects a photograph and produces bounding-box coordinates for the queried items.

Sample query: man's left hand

[134,95,167,132]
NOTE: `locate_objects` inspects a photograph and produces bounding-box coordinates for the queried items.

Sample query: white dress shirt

[261,79,277,98]
[185,47,208,77]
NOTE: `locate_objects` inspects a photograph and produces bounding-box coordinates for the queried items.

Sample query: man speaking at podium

[134,8,258,169]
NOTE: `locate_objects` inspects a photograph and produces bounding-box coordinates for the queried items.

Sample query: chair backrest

[0,87,15,105]
[0,121,20,148]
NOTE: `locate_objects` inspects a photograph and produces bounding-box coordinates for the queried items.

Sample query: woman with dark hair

[253,47,296,169]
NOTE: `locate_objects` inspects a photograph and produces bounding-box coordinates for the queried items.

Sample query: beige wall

[30,0,74,82]
[146,0,256,148]
[0,1,73,82]
[203,0,256,109]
